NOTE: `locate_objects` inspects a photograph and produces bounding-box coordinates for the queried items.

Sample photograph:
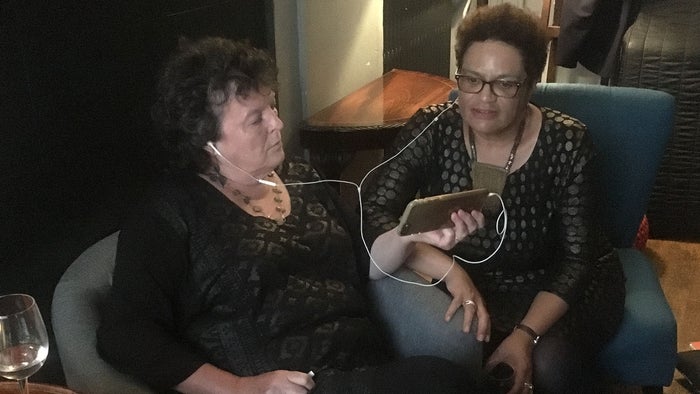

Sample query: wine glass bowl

[0,294,49,394]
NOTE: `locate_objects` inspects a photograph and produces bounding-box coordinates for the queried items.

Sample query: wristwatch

[514,323,540,345]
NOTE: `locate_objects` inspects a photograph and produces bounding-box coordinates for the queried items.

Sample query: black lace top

[98,160,388,390]
[362,103,625,349]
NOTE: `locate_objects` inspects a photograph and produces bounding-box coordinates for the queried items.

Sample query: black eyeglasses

[454,74,525,98]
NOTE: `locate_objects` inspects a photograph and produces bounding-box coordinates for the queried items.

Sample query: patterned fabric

[101,159,389,388]
[177,161,387,375]
[362,103,625,354]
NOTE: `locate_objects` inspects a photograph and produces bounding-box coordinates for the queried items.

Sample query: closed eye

[250,116,263,125]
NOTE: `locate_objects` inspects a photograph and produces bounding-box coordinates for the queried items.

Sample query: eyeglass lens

[457,76,520,98]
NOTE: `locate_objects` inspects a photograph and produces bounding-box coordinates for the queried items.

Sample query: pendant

[471,161,507,212]
[471,161,507,194]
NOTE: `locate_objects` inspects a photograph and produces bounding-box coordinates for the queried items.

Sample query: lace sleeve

[546,118,610,305]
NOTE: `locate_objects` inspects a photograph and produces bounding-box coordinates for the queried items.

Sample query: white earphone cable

[260,99,508,287]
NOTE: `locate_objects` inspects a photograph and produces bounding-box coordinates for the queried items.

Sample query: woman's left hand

[485,332,534,394]
[442,264,491,340]
[408,209,485,250]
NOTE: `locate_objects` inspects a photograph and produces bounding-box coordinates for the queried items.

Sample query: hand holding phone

[397,189,488,236]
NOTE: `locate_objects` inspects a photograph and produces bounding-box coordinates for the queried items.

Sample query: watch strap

[514,323,540,345]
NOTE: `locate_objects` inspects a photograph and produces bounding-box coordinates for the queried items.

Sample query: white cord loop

[285,100,507,287]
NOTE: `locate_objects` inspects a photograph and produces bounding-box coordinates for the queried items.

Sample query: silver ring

[462,299,476,307]
[523,382,534,391]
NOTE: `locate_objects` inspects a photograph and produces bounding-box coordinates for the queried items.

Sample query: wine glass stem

[17,378,29,394]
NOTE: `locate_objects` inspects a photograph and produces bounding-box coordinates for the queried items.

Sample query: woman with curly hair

[363,5,625,393]
[97,37,472,393]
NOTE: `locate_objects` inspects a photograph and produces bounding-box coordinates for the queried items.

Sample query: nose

[477,82,498,100]
[269,107,284,132]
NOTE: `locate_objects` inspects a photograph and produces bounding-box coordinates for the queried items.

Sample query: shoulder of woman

[148,171,205,198]
[129,171,209,221]
[280,157,323,182]
[119,173,195,240]
[402,101,457,136]
[539,106,585,127]
[418,101,455,117]
[538,106,588,139]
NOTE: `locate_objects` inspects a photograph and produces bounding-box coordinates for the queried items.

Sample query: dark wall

[383,0,454,77]
[0,0,272,383]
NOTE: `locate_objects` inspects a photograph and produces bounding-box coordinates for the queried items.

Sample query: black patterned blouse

[362,102,625,354]
[98,160,388,390]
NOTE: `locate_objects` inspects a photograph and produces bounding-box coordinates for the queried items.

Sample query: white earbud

[206,141,277,186]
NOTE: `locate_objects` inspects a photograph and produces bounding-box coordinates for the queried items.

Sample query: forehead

[219,89,274,123]
[236,86,275,104]
[230,89,274,109]
[461,40,524,74]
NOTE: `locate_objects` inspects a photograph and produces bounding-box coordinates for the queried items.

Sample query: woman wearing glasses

[362,4,625,393]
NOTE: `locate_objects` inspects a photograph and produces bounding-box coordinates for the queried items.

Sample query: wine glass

[0,294,49,394]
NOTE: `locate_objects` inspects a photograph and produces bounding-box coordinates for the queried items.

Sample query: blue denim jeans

[368,268,483,377]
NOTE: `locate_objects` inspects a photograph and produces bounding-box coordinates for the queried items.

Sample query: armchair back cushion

[531,83,674,247]
[52,232,154,394]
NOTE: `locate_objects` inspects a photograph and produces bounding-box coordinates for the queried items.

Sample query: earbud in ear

[207,141,227,160]
[204,141,278,187]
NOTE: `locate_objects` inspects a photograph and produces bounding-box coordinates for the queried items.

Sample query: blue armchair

[530,83,677,391]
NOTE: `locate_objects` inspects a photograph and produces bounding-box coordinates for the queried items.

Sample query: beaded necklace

[468,114,526,196]
[468,116,526,174]
[229,173,287,224]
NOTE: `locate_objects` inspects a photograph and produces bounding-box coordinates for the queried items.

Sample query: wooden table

[0,382,76,394]
[299,68,456,180]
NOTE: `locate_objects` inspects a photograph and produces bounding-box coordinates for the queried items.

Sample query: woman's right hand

[369,209,484,280]
[484,333,533,394]
[407,209,485,251]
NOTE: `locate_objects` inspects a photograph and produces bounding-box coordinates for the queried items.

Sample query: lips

[269,140,283,152]
[471,108,498,120]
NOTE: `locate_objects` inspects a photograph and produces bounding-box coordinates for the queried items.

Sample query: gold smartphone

[397,188,489,236]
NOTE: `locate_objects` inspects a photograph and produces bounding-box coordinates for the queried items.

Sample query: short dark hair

[455,4,547,85]
[151,37,278,172]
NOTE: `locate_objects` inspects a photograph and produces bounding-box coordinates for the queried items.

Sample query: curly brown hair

[455,4,547,85]
[151,37,278,172]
